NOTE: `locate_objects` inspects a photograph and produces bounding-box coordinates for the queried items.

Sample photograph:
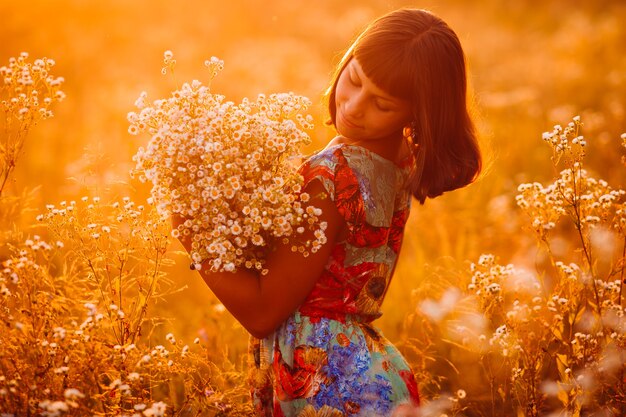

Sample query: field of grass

[1,0,625,415]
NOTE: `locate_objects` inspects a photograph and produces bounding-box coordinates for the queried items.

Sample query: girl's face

[335,57,411,144]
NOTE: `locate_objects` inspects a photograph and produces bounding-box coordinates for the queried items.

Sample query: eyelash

[376,102,391,112]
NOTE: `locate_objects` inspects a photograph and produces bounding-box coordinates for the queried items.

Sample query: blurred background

[2,0,625,395]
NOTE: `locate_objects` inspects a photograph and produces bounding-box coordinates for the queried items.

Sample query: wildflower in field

[519,118,626,246]
[130,53,325,274]
[0,53,65,196]
[38,400,69,417]
[459,117,626,416]
[467,254,515,315]
[0,52,256,417]
[143,401,167,417]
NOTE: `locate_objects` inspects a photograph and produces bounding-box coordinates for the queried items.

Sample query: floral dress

[249,143,420,417]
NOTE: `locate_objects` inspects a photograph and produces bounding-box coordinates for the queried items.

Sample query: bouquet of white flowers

[129,53,326,274]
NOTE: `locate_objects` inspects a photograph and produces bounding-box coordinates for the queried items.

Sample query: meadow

[1,0,626,415]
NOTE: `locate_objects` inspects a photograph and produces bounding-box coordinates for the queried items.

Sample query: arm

[173,179,344,339]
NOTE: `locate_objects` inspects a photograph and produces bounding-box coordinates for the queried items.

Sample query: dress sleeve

[299,146,365,226]
[299,146,339,202]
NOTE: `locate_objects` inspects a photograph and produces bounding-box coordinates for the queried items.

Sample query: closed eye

[375,101,391,112]
[348,70,361,87]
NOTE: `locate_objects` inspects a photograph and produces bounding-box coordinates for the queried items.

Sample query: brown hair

[326,8,481,204]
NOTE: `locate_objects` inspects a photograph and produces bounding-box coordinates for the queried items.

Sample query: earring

[402,126,413,140]
[403,122,419,150]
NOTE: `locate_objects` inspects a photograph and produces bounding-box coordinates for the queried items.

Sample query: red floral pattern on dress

[274,346,331,400]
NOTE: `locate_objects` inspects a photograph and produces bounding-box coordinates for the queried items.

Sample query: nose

[344,92,365,119]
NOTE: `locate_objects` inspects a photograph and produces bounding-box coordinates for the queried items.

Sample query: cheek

[334,79,350,103]
[373,114,407,132]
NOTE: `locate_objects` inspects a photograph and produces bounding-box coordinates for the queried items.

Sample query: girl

[175,8,481,417]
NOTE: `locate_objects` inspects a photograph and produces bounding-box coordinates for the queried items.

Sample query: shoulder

[301,141,346,177]
[302,137,370,171]
[301,141,398,187]
[300,141,361,206]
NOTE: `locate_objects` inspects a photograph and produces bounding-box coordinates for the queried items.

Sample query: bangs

[354,40,416,102]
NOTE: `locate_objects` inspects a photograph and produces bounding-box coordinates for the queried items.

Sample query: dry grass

[1,1,626,416]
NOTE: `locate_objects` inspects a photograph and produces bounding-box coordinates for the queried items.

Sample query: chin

[336,124,359,141]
